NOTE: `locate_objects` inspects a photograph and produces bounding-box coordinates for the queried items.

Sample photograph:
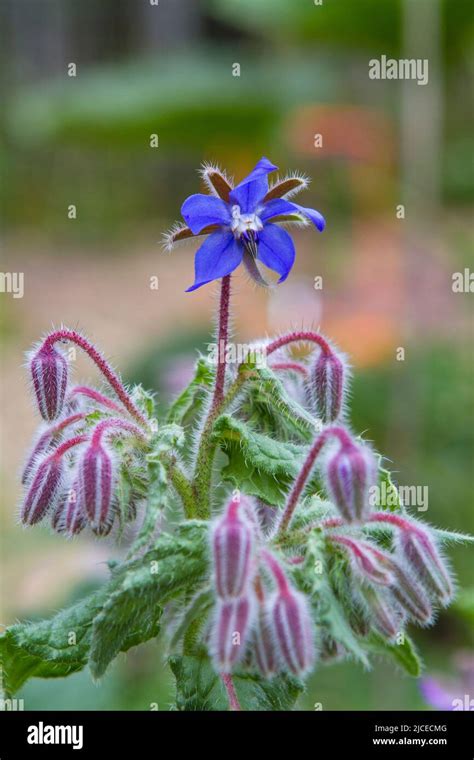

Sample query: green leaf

[432,528,474,545]
[0,589,107,695]
[169,587,214,649]
[166,358,214,425]
[365,632,422,677]
[213,415,307,506]
[169,649,303,711]
[89,590,163,679]
[0,522,209,693]
[243,365,318,442]
[90,521,209,677]
[374,459,403,512]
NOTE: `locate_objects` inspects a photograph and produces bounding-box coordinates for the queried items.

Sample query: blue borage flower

[164,157,325,291]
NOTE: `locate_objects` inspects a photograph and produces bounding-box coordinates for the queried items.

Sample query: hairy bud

[253,607,279,678]
[263,551,315,677]
[52,482,85,536]
[212,495,256,599]
[326,442,376,523]
[357,584,404,641]
[311,350,346,423]
[398,528,453,606]
[29,342,68,421]
[21,454,64,525]
[210,595,255,673]
[389,561,433,625]
[268,587,315,676]
[79,441,116,532]
[22,428,56,485]
[332,535,394,585]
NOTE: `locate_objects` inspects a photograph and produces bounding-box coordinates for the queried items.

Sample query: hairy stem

[212,274,232,412]
[167,457,196,519]
[266,330,333,357]
[221,673,242,711]
[193,368,253,518]
[277,425,352,537]
[45,329,148,427]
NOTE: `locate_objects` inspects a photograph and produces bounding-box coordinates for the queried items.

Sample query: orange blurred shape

[287,105,395,164]
[327,312,398,368]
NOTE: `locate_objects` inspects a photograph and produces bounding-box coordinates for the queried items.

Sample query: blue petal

[256,224,296,283]
[290,202,326,231]
[229,157,278,214]
[181,194,231,234]
[261,198,325,231]
[186,232,243,292]
[259,198,300,221]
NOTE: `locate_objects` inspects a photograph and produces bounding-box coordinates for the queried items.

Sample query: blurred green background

[1,0,473,710]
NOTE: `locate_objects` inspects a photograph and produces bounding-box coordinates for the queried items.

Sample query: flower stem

[167,457,196,518]
[68,385,125,415]
[91,418,148,447]
[277,425,351,537]
[212,274,232,412]
[193,367,252,519]
[45,329,148,428]
[221,673,242,711]
[266,330,333,357]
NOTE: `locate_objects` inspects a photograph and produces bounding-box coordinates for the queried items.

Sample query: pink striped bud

[52,482,85,536]
[331,535,393,585]
[21,453,64,525]
[78,441,116,532]
[212,495,256,599]
[22,428,56,485]
[311,350,346,423]
[389,561,433,625]
[397,528,453,606]
[263,551,315,677]
[29,342,68,421]
[358,585,404,641]
[22,413,85,485]
[326,442,376,523]
[253,607,279,678]
[210,595,255,673]
[21,436,87,525]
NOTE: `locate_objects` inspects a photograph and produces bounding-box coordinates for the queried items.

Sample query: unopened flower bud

[398,528,453,606]
[21,453,64,525]
[389,561,433,625]
[212,495,256,599]
[263,551,315,677]
[326,442,376,523]
[253,607,279,678]
[210,595,255,673]
[29,341,68,421]
[311,350,346,423]
[332,535,394,585]
[22,428,56,485]
[268,587,315,677]
[357,584,404,641]
[79,441,116,532]
[52,482,85,536]
[21,435,86,525]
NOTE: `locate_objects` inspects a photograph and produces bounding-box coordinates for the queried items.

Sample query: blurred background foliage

[1,0,473,711]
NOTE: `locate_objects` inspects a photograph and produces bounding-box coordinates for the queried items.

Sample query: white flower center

[230,205,263,239]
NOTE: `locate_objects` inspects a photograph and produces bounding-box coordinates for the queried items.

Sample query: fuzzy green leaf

[365,632,422,677]
[169,649,303,711]
[213,414,306,506]
[0,522,209,693]
[0,589,107,695]
[90,521,209,677]
[166,358,214,425]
